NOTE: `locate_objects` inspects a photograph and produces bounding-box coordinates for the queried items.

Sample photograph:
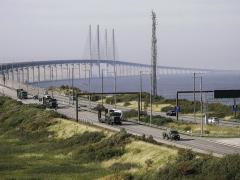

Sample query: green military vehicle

[17,89,28,99]
[42,95,58,109]
[162,129,180,141]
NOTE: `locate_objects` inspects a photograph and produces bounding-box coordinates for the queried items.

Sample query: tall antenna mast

[112,29,116,61]
[105,29,108,60]
[89,25,93,77]
[151,11,157,96]
[89,25,92,60]
[97,25,101,77]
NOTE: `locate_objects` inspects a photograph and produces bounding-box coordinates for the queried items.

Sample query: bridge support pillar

[37,65,40,93]
[43,66,46,81]
[11,65,14,81]
[32,66,35,83]
[27,67,29,84]
[78,63,80,79]
[60,64,63,80]
[16,66,19,83]
[55,64,57,81]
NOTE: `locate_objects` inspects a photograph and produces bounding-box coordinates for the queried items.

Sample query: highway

[1,84,240,157]
[51,92,240,128]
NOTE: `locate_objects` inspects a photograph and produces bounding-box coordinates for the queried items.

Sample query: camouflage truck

[162,129,180,141]
[42,95,58,109]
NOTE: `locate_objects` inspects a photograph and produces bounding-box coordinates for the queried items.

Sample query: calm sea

[32,72,240,104]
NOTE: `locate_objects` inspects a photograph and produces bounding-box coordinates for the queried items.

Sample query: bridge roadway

[0,59,215,72]
[1,84,240,157]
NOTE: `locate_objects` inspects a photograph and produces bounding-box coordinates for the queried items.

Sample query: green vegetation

[138,149,240,180]
[1,96,240,179]
[0,96,178,179]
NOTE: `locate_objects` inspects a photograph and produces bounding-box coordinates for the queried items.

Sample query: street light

[83,69,91,109]
[193,73,204,136]
[139,70,150,112]
[193,72,203,123]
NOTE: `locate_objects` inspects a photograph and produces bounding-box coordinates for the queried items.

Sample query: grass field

[2,95,240,179]
[0,96,179,179]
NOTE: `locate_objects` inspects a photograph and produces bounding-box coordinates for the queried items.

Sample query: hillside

[0,96,240,179]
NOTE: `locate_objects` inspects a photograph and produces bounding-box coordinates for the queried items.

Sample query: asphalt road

[1,84,240,157]
[52,93,240,128]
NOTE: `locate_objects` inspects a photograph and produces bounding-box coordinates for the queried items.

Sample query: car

[208,117,219,125]
[166,110,176,116]
[162,129,180,141]
[33,95,39,99]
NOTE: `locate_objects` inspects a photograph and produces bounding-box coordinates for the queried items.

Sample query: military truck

[162,129,180,141]
[17,89,28,99]
[98,108,122,125]
[42,95,58,109]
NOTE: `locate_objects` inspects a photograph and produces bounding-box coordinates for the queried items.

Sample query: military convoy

[17,89,28,99]
[162,129,180,141]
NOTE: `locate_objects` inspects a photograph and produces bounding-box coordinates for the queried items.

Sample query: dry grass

[47,118,111,139]
[102,140,177,173]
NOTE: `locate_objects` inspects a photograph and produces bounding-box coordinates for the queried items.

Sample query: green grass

[0,96,178,179]
[2,95,240,179]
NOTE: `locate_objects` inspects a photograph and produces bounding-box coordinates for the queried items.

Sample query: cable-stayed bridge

[0,26,231,84]
[0,59,225,84]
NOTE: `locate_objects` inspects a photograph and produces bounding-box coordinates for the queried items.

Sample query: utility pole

[150,73,153,126]
[151,11,158,96]
[139,71,143,111]
[193,72,196,122]
[88,70,91,110]
[113,28,117,108]
[101,69,104,106]
[200,76,203,136]
[72,67,74,105]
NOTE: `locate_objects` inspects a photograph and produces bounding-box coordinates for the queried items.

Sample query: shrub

[123,102,131,106]
[177,149,196,162]
[184,126,192,132]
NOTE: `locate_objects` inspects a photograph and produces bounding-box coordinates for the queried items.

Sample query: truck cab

[106,111,122,125]
[98,108,122,125]
[17,89,28,99]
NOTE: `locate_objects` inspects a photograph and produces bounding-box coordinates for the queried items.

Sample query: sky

[0,0,240,70]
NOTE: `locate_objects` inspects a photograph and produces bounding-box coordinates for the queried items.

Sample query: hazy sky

[0,0,240,70]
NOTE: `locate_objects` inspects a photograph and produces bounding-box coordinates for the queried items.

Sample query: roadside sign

[175,106,181,112]
[214,90,240,99]
[232,105,238,112]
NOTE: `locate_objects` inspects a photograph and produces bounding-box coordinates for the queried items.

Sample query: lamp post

[200,76,203,136]
[101,69,104,106]
[140,71,143,111]
[150,73,153,126]
[193,72,196,122]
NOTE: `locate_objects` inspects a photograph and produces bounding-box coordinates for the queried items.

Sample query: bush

[141,115,173,126]
[123,102,131,106]
[184,126,192,132]
[177,149,196,162]
[74,130,131,162]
